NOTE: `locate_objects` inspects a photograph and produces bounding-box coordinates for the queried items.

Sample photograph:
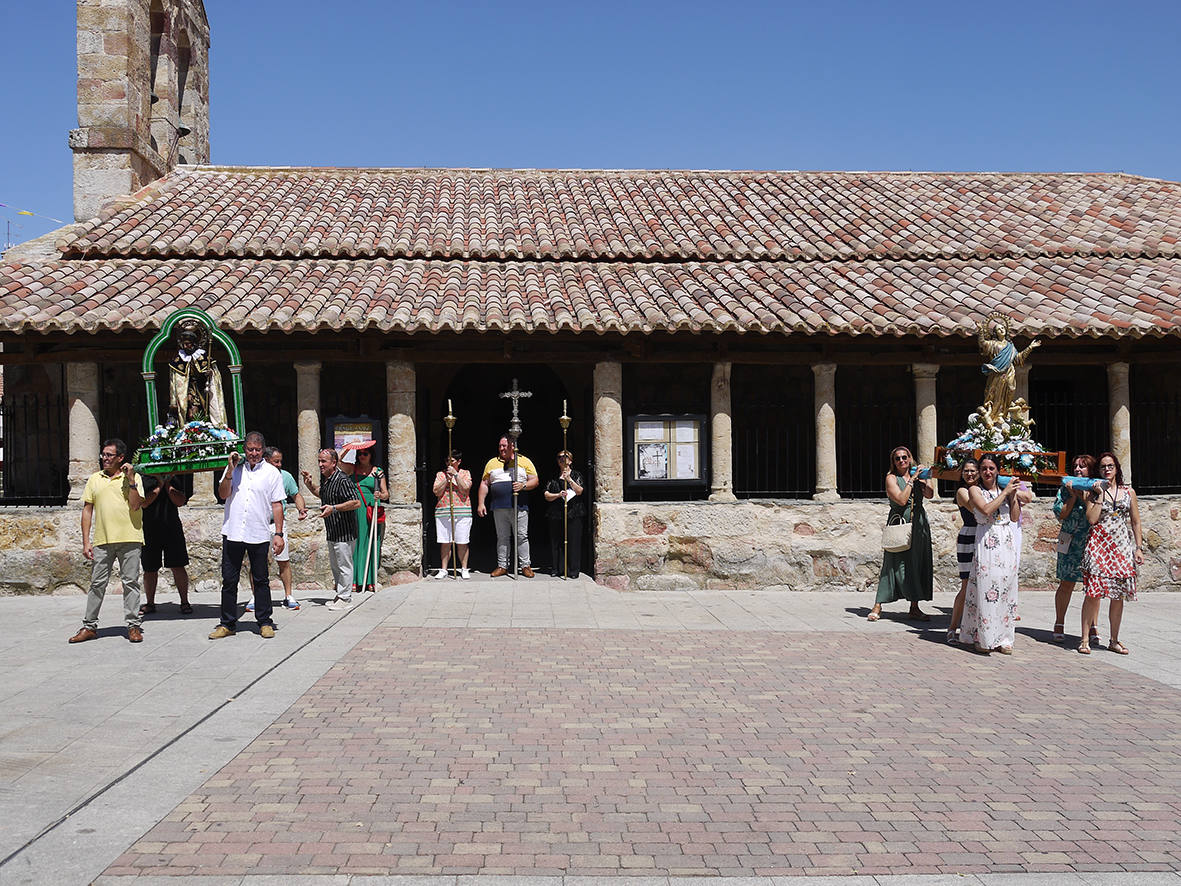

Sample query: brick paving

[104,627,1181,879]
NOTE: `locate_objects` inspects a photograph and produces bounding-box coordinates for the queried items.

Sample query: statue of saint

[168,319,227,426]
[979,313,1039,425]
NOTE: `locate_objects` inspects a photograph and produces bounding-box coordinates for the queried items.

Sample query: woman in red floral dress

[1079,452,1144,655]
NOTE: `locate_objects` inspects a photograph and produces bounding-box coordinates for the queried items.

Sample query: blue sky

[3,0,1179,245]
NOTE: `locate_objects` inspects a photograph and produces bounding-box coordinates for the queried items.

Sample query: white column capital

[1107,361,1130,381]
[811,362,837,381]
[912,362,940,380]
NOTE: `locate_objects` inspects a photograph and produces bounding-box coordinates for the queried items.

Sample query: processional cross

[498,378,532,439]
[498,378,532,577]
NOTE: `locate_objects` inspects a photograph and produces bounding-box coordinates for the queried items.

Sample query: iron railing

[1029,374,1108,470]
[836,368,915,498]
[0,393,69,505]
[1131,385,1181,494]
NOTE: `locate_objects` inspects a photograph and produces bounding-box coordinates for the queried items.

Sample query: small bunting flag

[0,202,65,224]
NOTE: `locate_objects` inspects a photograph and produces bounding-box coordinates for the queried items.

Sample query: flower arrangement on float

[135,420,243,474]
[934,408,1065,481]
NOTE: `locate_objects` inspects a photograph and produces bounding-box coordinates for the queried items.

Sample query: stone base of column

[188,470,219,507]
[708,490,737,503]
[813,489,841,502]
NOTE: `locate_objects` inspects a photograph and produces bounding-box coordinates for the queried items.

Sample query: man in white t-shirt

[209,431,286,640]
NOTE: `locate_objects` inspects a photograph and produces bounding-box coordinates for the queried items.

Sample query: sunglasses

[893,455,909,462]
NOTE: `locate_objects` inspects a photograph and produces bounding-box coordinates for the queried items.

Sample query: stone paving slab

[0,586,409,883]
[2,585,1179,885]
[85,875,1181,886]
[101,625,1181,879]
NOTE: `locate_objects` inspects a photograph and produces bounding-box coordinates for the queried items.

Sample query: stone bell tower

[69,0,210,222]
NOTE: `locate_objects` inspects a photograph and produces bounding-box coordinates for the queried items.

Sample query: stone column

[812,363,839,501]
[387,361,416,503]
[593,361,623,503]
[67,362,100,501]
[294,361,322,503]
[1015,363,1031,405]
[913,363,939,498]
[1108,361,1132,484]
[708,362,737,502]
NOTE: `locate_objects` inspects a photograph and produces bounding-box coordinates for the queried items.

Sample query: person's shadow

[846,604,956,647]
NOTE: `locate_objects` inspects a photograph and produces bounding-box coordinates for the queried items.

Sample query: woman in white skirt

[432,450,472,579]
[960,454,1022,654]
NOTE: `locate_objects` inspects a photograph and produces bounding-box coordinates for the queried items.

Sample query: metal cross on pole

[498,378,532,578]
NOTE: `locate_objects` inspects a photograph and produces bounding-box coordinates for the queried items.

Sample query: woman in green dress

[347,442,388,593]
[869,445,934,622]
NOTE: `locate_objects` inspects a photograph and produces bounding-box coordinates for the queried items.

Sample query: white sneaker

[433,568,447,579]
[325,597,352,611]
[460,568,471,580]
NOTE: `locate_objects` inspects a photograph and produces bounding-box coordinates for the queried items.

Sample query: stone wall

[0,503,422,596]
[594,497,1181,593]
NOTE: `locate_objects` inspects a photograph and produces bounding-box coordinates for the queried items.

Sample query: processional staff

[559,399,571,580]
[499,378,532,579]
[443,399,457,579]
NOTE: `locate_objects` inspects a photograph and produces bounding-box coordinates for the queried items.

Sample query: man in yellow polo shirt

[476,433,539,578]
[69,438,146,644]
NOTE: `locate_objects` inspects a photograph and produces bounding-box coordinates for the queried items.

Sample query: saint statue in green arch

[167,318,227,426]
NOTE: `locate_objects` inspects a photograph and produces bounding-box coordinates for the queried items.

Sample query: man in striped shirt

[301,449,362,610]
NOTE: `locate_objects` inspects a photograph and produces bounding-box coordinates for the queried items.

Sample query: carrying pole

[559,400,571,579]
[498,378,531,580]
[444,400,457,579]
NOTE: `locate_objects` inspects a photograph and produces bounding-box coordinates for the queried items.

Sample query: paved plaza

[0,579,1179,886]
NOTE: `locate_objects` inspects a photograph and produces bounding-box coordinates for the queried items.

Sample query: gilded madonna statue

[168,318,227,426]
[979,313,1040,425]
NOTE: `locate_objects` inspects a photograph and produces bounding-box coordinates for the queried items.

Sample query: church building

[2,0,1179,594]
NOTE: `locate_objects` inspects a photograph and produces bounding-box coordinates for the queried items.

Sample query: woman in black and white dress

[947,458,979,644]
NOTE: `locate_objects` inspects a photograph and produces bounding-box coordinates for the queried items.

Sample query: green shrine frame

[134,308,246,474]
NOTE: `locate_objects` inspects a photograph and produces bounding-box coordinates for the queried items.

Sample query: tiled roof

[3,255,1179,338]
[59,167,1181,262]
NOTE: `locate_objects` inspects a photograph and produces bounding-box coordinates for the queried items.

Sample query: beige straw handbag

[881,512,913,552]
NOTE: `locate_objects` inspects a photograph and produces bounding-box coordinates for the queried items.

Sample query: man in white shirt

[209,431,286,639]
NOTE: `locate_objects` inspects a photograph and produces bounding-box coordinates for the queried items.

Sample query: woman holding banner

[1052,454,1098,644]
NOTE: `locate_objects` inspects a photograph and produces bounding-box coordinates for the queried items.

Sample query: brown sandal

[1108,641,1130,655]
[1077,643,1091,655]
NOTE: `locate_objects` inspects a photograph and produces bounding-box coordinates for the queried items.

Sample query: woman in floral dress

[1079,452,1143,655]
[960,454,1022,654]
[1052,454,1098,644]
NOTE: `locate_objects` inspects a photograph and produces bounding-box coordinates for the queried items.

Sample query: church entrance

[417,363,593,576]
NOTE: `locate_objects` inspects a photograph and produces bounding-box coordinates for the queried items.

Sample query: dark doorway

[419,363,589,576]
